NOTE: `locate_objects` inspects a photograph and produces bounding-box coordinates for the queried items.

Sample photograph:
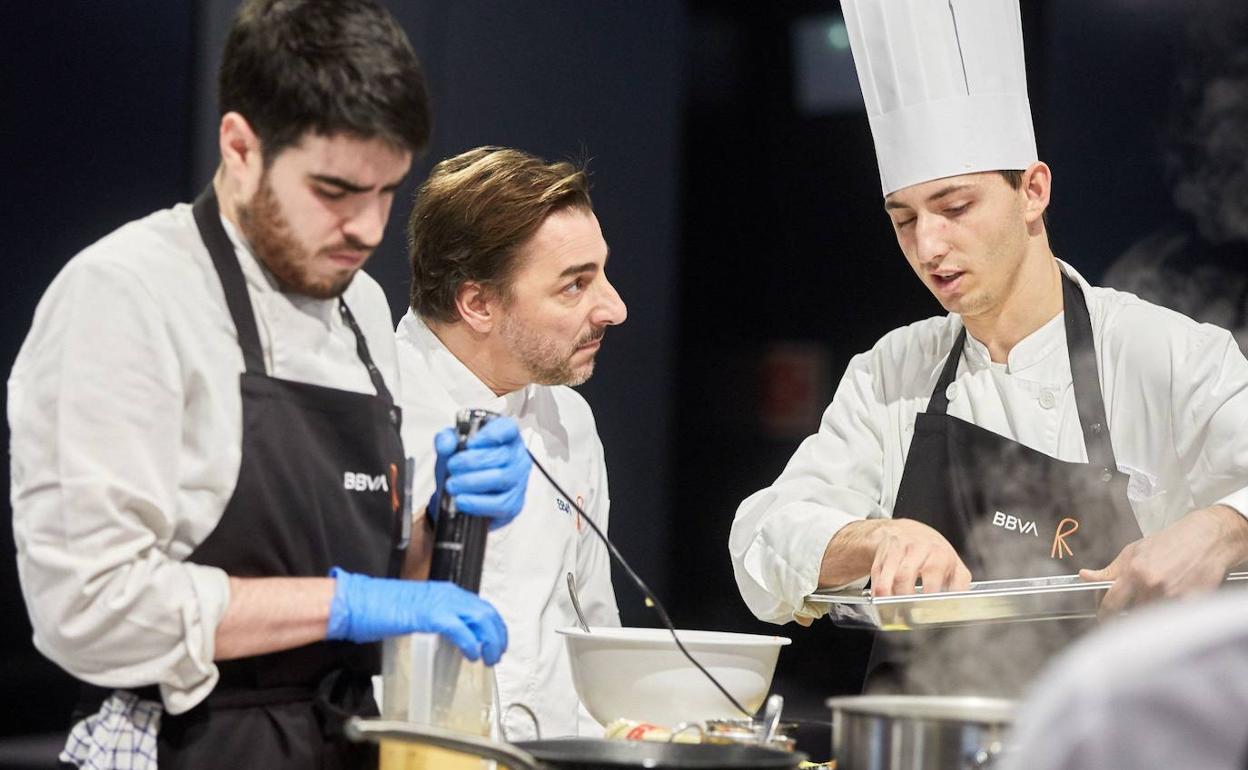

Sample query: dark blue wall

[1,1,195,735]
[1042,0,1187,278]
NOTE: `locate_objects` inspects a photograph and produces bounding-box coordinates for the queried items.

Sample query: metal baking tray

[807,572,1248,631]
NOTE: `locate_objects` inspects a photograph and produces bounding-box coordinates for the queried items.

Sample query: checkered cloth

[60,690,161,770]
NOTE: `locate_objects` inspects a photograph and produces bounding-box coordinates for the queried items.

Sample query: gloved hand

[427,416,531,531]
[325,568,508,665]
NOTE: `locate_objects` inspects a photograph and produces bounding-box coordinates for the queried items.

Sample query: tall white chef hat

[841,0,1038,196]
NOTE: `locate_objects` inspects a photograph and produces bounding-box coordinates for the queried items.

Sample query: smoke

[1166,0,1248,245]
[884,528,1131,699]
[893,505,1140,699]
[875,438,1149,699]
[897,619,1088,698]
[1104,0,1248,352]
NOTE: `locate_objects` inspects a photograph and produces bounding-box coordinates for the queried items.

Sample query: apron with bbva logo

[865,270,1142,696]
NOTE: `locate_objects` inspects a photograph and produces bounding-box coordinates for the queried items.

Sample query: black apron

[864,272,1143,696]
[72,188,408,769]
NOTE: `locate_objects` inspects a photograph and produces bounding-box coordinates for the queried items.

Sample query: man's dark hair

[999,169,1024,189]
[408,147,593,323]
[219,0,431,161]
[996,168,1050,230]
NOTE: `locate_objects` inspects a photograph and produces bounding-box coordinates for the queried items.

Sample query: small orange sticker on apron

[388,463,400,513]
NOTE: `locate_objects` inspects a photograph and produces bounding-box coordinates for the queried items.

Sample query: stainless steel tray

[807,572,1248,631]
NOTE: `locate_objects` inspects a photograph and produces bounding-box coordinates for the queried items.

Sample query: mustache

[576,328,606,347]
[318,234,377,257]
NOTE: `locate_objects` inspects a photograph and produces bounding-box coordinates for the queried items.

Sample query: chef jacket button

[1100,469,1113,483]
[1091,422,1103,434]
[1038,389,1057,409]
[945,382,960,401]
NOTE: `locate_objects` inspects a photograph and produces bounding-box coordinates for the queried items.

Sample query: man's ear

[1021,160,1052,231]
[219,111,265,201]
[454,281,496,334]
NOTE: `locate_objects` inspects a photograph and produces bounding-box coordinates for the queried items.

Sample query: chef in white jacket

[396,147,627,738]
[730,0,1248,693]
[8,3,526,767]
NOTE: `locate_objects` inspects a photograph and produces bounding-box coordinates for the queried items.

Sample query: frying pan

[347,718,806,769]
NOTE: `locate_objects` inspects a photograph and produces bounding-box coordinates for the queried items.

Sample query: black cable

[526,449,755,720]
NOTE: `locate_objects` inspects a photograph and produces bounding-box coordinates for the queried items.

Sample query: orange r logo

[388,463,400,513]
[1051,517,1079,559]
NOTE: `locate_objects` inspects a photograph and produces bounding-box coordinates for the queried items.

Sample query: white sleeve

[394,339,442,525]
[729,350,889,624]
[8,259,231,714]
[1172,324,1248,518]
[401,419,439,527]
[1003,594,1248,770]
[575,431,620,629]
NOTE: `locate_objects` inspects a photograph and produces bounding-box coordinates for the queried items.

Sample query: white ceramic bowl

[557,627,791,727]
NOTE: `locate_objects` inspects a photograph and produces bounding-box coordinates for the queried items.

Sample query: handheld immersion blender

[429,408,498,592]
[427,408,499,723]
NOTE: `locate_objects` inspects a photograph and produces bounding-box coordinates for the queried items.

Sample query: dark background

[0,0,1234,755]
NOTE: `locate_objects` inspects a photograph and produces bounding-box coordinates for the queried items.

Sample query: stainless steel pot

[825,695,1014,770]
[347,717,807,769]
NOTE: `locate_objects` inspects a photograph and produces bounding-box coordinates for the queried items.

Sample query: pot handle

[346,717,543,770]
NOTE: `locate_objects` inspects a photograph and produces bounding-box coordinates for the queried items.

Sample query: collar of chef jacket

[400,309,537,418]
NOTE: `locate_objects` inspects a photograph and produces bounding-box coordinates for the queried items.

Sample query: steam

[897,620,1082,698]
[873,445,1148,698]
[1167,0,1248,245]
[882,504,1143,699]
[1103,0,1248,353]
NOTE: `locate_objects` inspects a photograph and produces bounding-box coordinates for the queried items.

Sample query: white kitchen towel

[60,690,160,770]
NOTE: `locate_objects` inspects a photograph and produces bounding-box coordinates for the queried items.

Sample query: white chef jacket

[8,202,401,715]
[395,311,620,740]
[1003,590,1248,770]
[731,261,1248,625]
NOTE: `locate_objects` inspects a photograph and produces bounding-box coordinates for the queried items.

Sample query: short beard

[236,172,354,299]
[498,314,604,387]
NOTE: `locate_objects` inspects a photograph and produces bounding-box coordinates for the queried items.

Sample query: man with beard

[397,146,628,738]
[8,2,529,767]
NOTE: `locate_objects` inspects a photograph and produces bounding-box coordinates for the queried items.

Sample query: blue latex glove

[427,416,531,531]
[325,568,508,665]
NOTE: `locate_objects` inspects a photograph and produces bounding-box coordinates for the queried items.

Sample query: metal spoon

[566,572,591,632]
[759,693,784,746]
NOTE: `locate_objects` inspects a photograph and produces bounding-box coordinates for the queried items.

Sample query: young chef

[397,147,627,738]
[8,1,529,767]
[730,0,1248,693]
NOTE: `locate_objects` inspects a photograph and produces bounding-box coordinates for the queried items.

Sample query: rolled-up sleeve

[9,259,231,715]
[730,351,889,624]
